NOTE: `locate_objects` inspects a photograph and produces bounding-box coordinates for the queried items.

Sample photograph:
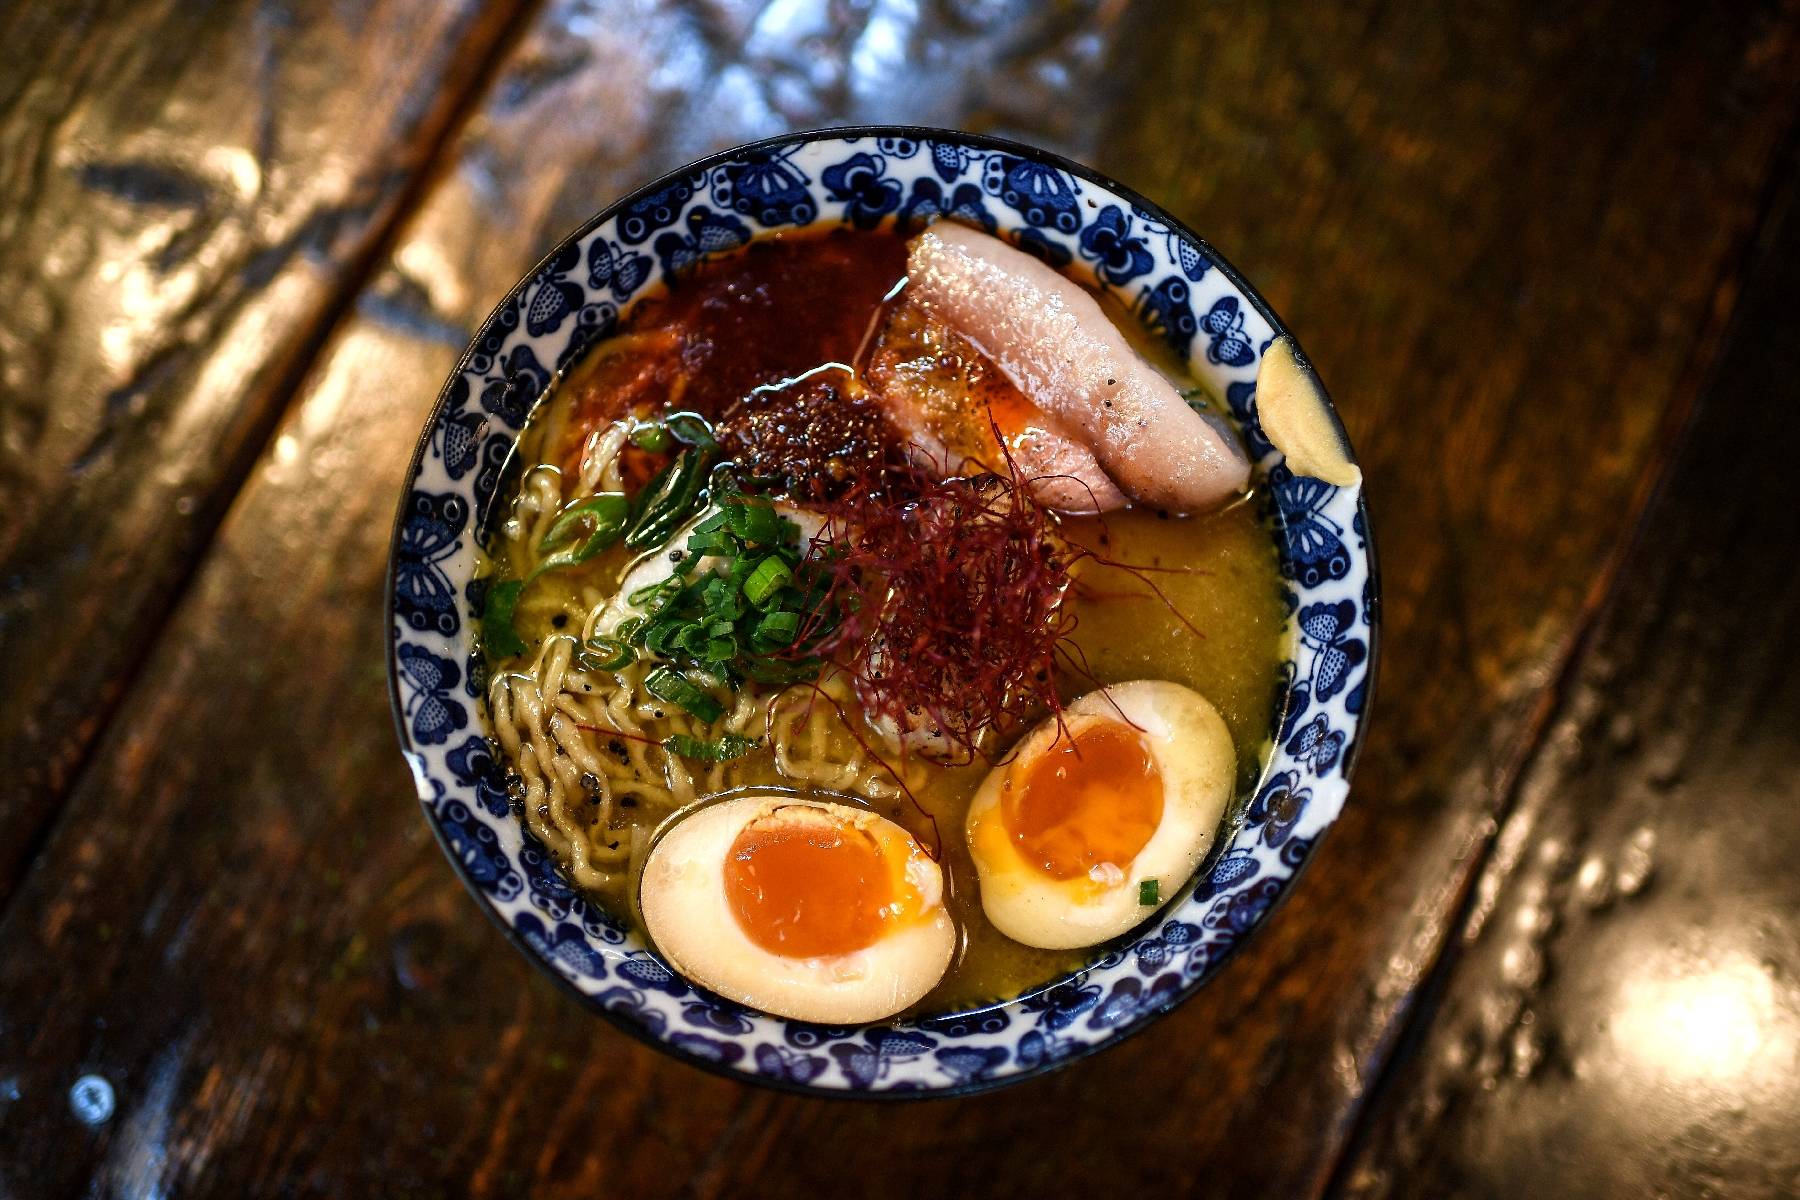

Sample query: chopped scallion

[743,556,793,605]
[643,619,683,657]
[664,412,717,448]
[576,636,634,672]
[624,448,713,550]
[685,530,732,555]
[690,509,731,537]
[532,493,628,577]
[628,576,681,610]
[755,609,800,644]
[480,578,527,657]
[726,499,782,545]
[1138,879,1161,907]
[643,665,724,723]
[540,494,627,553]
[630,423,672,453]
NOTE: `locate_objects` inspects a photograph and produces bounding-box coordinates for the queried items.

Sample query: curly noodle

[485,418,902,898]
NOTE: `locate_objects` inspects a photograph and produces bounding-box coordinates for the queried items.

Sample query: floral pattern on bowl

[387,126,1377,1096]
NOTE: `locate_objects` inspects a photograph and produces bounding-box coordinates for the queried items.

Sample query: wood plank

[1,0,1797,1196]
[1333,147,1800,1200]
[0,0,530,898]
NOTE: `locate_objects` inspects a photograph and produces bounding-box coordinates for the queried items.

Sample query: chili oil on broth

[479,225,1287,1013]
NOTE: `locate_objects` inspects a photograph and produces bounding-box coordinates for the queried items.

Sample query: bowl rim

[385,123,1381,1099]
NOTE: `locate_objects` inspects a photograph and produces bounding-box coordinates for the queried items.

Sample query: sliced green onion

[690,509,731,537]
[630,423,672,453]
[540,494,627,553]
[726,499,782,545]
[643,665,723,723]
[662,733,759,762]
[628,458,674,521]
[684,530,732,556]
[533,494,629,578]
[628,576,681,611]
[625,448,713,550]
[701,576,742,618]
[664,412,717,448]
[742,555,793,606]
[643,619,683,657]
[755,609,800,645]
[576,636,635,672]
[1138,879,1161,907]
[708,465,744,503]
[480,578,528,657]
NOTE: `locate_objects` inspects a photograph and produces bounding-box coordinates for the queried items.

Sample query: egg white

[966,680,1236,950]
[639,796,955,1023]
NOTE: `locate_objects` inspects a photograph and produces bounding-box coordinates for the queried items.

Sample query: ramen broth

[483,227,1286,1011]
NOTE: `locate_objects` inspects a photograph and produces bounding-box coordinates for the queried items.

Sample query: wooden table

[3,2,1797,1195]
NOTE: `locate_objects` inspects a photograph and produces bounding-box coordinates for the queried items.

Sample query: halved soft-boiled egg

[966,681,1236,950]
[639,796,955,1023]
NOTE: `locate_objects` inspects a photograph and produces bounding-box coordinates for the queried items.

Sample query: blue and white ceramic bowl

[387,127,1377,1096]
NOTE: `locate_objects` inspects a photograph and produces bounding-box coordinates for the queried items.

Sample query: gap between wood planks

[1316,111,1800,1200]
[0,0,546,921]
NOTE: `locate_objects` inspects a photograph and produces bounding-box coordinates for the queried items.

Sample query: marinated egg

[966,681,1235,949]
[639,796,955,1023]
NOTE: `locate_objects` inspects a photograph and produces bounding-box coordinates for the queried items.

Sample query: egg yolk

[724,813,896,958]
[1001,720,1163,880]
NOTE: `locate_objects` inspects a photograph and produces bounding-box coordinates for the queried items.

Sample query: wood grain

[1336,147,1800,1200]
[0,0,530,899]
[0,0,1797,1196]
[0,3,1139,1195]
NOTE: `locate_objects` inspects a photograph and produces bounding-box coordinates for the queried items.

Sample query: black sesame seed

[550,613,568,629]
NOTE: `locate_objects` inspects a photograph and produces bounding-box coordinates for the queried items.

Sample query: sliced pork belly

[865,300,1125,514]
[905,223,1251,512]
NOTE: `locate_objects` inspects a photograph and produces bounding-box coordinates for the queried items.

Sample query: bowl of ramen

[387,127,1376,1095]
